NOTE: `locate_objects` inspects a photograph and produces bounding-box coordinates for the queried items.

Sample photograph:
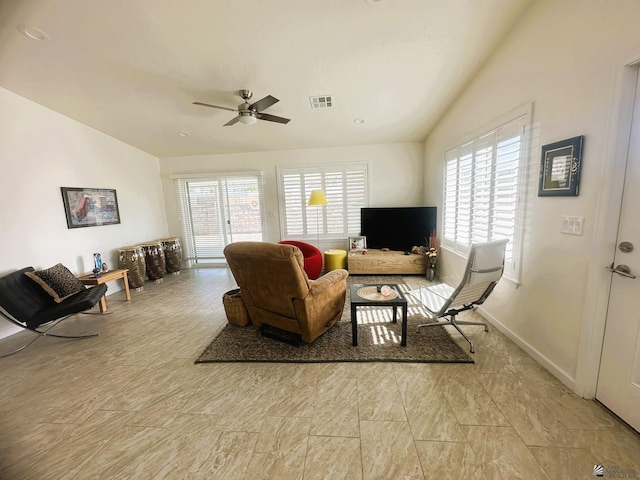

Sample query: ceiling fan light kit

[238,113,257,125]
[193,89,291,126]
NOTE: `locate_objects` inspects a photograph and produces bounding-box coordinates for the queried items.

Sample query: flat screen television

[360,206,437,251]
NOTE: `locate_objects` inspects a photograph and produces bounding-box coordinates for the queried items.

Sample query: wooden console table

[77,269,131,313]
[347,249,426,275]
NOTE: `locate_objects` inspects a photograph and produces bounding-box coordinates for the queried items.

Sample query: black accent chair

[0,267,107,357]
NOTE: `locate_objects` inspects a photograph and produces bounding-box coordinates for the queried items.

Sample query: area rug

[195,276,473,364]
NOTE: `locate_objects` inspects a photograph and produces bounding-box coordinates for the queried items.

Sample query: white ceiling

[0,0,534,158]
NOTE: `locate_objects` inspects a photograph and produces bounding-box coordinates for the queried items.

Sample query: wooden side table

[77,268,131,313]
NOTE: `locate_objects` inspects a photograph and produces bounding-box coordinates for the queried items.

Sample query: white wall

[423,0,640,391]
[159,142,425,251]
[0,87,168,336]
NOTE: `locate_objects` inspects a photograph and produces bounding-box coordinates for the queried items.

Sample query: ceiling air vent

[309,95,333,109]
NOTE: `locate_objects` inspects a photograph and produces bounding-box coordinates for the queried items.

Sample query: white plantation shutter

[278,164,369,240]
[345,168,367,234]
[281,172,305,236]
[443,150,458,244]
[442,107,530,283]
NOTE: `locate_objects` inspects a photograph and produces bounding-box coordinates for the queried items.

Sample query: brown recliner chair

[223,241,349,343]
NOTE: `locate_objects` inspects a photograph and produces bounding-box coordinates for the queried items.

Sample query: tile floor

[0,268,638,479]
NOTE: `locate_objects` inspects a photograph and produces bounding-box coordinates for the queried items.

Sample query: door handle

[607,264,637,279]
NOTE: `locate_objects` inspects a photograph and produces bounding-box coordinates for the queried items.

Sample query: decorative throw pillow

[25,263,86,303]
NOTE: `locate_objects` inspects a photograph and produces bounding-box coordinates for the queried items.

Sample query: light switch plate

[561,216,585,236]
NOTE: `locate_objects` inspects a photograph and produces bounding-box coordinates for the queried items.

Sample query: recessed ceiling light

[17,24,49,41]
[177,131,190,137]
[353,118,365,124]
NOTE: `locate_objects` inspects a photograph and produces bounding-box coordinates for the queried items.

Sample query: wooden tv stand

[347,249,426,275]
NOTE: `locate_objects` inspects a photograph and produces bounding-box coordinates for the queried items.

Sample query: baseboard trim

[477,306,577,394]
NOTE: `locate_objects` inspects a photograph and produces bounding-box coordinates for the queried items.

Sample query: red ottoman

[278,240,323,280]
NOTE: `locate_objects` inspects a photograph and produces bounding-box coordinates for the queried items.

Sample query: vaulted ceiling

[0,0,534,157]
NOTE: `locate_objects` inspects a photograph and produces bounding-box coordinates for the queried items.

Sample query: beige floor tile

[67,425,152,480]
[100,365,199,413]
[244,416,310,480]
[585,427,640,474]
[509,363,572,397]
[360,420,425,480]
[440,375,510,427]
[253,415,311,453]
[267,381,316,418]
[463,425,551,479]
[22,410,137,480]
[186,430,258,480]
[405,388,467,442]
[244,444,308,480]
[357,363,407,421]
[310,364,359,437]
[538,394,620,430]
[304,436,363,480]
[478,373,587,447]
[2,268,639,480]
[393,363,443,405]
[214,402,270,433]
[78,414,218,480]
[181,364,251,416]
[0,422,78,479]
[415,440,486,479]
[530,446,599,480]
[395,363,466,441]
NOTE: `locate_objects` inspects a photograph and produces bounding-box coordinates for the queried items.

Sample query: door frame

[171,171,266,266]
[575,57,640,398]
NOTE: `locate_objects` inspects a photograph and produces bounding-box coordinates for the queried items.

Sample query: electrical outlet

[561,215,585,236]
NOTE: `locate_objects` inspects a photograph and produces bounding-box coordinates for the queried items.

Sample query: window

[174,173,264,265]
[277,164,368,241]
[443,105,531,283]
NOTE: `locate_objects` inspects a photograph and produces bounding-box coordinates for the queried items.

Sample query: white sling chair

[409,239,508,353]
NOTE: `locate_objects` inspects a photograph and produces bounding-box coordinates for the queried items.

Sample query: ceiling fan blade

[223,116,240,126]
[193,101,238,113]
[249,95,279,113]
[257,113,291,124]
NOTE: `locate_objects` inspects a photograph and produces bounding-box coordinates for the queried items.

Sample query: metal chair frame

[410,239,508,353]
[0,309,100,358]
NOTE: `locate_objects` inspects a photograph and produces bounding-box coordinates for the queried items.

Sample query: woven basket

[223,289,251,326]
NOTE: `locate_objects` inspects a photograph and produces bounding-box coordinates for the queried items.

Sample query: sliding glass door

[175,174,264,265]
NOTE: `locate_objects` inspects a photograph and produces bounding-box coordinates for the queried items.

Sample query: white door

[596,69,640,432]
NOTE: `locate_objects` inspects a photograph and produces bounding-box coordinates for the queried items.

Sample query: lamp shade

[308,189,327,206]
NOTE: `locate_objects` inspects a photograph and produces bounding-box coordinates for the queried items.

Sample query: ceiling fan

[193,89,291,126]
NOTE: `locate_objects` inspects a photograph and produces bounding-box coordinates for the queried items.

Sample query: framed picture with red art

[60,187,121,229]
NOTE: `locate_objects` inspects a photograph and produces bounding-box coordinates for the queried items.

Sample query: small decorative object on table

[349,236,367,252]
[92,253,102,275]
[426,232,439,281]
[426,248,438,280]
[378,284,392,296]
[101,263,108,273]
